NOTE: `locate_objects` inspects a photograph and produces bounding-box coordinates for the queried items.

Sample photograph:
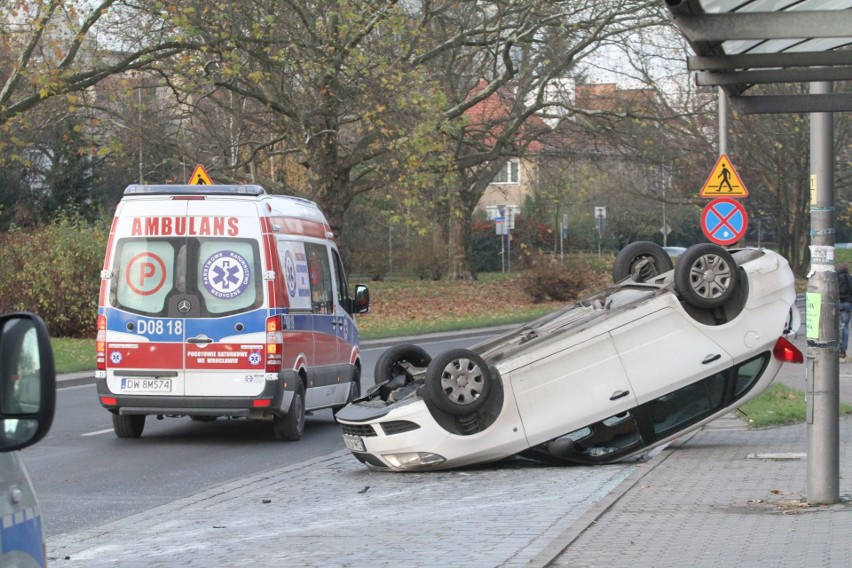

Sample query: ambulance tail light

[266,316,284,372]
[97,315,107,370]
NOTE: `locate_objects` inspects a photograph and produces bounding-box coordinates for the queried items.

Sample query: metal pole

[718,87,728,155]
[806,80,839,505]
[507,228,512,273]
[501,231,505,273]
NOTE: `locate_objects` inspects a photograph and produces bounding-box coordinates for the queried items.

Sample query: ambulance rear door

[105,198,190,397]
[182,198,268,398]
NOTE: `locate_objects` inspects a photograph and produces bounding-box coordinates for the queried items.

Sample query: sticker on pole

[701,198,748,246]
[699,154,748,198]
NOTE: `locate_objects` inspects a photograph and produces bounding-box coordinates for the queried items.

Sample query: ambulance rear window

[110,237,262,318]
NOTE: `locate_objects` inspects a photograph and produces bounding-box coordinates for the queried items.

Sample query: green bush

[0,214,109,338]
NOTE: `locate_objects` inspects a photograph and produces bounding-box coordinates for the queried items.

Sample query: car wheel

[675,243,739,309]
[374,344,432,384]
[113,414,145,438]
[424,349,492,416]
[612,241,674,283]
[332,367,361,416]
[273,382,305,441]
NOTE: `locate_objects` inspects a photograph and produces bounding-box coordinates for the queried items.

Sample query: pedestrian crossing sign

[699,154,748,198]
[188,164,214,185]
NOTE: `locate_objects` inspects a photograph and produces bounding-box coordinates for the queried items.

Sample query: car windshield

[110,237,263,318]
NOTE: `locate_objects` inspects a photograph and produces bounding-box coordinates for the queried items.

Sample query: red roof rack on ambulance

[123,184,266,196]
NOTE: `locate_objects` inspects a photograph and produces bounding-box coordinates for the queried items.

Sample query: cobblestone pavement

[47,450,637,567]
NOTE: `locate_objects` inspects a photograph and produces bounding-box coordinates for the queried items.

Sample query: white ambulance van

[95,185,369,441]
[0,312,56,568]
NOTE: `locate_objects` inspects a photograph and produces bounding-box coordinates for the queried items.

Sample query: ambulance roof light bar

[123,184,267,196]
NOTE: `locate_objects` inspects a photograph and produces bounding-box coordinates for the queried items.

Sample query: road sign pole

[806,80,839,505]
[718,87,728,156]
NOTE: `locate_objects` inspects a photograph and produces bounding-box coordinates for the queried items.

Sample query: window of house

[492,160,520,184]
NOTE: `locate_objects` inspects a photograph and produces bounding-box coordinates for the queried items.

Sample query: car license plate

[120,378,172,392]
[342,434,366,452]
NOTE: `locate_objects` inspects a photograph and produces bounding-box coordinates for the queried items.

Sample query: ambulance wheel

[612,242,673,283]
[113,414,145,438]
[274,382,305,441]
[423,349,492,416]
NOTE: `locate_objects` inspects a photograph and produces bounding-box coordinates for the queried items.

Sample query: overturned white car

[336,243,803,471]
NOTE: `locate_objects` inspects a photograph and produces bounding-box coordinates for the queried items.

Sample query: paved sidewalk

[550,414,852,568]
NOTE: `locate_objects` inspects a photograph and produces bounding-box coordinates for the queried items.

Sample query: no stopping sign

[701,198,748,246]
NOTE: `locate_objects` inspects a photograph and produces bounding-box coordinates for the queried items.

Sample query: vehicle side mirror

[354,285,370,314]
[0,313,56,451]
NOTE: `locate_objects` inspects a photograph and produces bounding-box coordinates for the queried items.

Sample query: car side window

[733,355,769,399]
[305,243,333,314]
[332,249,349,304]
[648,372,726,437]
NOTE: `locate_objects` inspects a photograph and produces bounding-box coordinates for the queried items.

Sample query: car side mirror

[354,285,370,314]
[0,313,56,451]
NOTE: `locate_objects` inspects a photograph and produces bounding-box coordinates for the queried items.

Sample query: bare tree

[423,1,669,277]
[0,1,221,129]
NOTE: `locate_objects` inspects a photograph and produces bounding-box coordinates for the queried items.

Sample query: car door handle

[186,335,214,345]
[702,354,722,364]
[610,390,630,401]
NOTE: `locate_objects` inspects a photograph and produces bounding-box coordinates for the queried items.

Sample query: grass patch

[737,383,852,428]
[51,337,95,374]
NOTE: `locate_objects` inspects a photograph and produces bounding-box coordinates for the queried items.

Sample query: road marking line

[82,428,114,437]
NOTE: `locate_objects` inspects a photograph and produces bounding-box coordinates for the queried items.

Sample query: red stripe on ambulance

[106,342,183,369]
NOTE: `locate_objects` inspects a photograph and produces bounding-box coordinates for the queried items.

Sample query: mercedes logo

[177,299,191,313]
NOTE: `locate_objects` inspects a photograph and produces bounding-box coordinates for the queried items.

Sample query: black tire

[674,243,739,309]
[374,344,432,384]
[423,349,492,416]
[332,367,361,415]
[612,241,674,283]
[113,414,145,438]
[273,382,305,441]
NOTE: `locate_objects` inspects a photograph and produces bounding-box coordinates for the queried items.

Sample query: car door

[608,304,733,405]
[182,199,267,397]
[330,249,356,381]
[106,201,189,397]
[304,242,339,406]
[509,330,639,447]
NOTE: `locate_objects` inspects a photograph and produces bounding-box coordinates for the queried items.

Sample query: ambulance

[96,184,369,441]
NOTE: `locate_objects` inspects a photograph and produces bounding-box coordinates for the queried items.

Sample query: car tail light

[252,399,272,408]
[100,396,117,406]
[266,316,284,372]
[773,336,804,363]
[96,315,107,371]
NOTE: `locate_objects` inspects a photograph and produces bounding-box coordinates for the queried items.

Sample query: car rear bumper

[96,371,298,416]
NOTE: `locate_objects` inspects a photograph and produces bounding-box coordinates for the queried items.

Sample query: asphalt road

[23,333,493,538]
